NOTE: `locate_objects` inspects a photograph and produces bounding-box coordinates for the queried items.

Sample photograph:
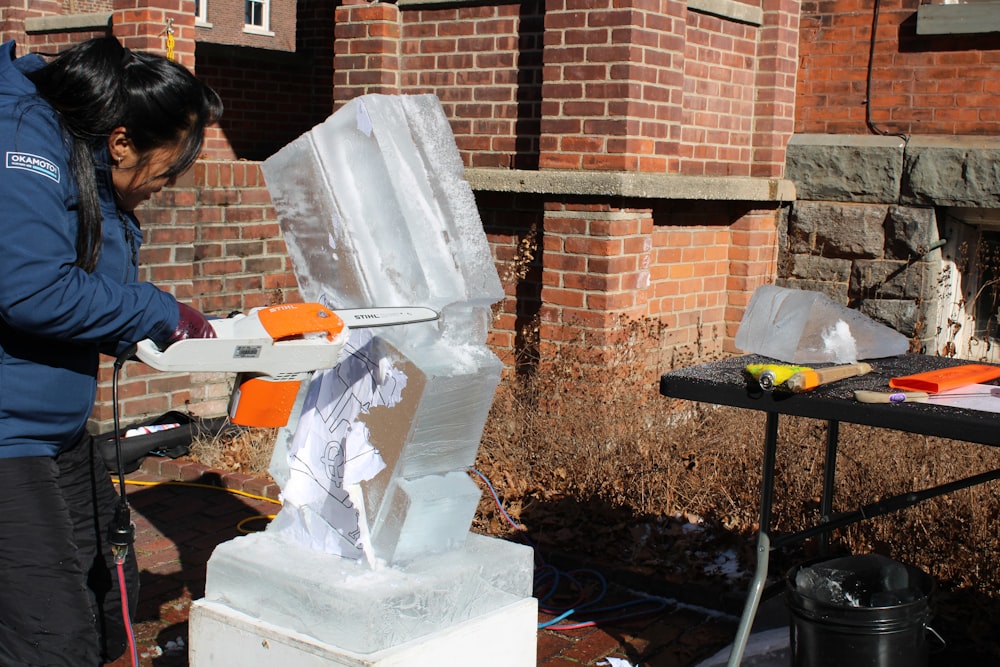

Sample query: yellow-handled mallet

[745,363,812,390]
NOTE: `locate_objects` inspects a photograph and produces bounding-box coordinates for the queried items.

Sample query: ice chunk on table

[735,285,909,364]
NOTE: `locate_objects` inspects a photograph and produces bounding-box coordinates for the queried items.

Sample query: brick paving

[106,456,739,667]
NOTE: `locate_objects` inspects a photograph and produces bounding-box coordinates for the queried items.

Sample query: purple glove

[163,302,216,347]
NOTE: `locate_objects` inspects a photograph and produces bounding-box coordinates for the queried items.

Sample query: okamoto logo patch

[6,151,60,182]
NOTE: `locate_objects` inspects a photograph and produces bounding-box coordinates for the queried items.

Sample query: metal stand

[727,412,778,667]
[726,412,1000,665]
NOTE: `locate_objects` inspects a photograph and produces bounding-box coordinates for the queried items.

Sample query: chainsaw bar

[337,307,439,329]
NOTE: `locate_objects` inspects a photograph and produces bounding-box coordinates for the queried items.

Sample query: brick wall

[400,2,543,169]
[111,0,196,67]
[195,46,329,160]
[197,0,336,160]
[539,0,687,173]
[648,203,782,352]
[681,10,757,176]
[479,191,780,379]
[8,0,796,428]
[752,0,800,177]
[334,2,402,98]
[796,0,1000,135]
[65,0,113,11]
[21,28,110,52]
[334,0,797,178]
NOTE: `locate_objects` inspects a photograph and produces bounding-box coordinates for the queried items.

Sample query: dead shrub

[189,424,277,475]
[473,315,1000,621]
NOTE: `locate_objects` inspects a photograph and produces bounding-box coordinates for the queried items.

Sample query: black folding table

[659,353,1000,666]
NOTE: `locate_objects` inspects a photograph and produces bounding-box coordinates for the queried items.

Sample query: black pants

[0,434,139,666]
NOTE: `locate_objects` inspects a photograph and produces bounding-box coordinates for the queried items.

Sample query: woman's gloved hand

[163,302,216,347]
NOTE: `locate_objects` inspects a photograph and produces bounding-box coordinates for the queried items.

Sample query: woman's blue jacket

[0,41,180,457]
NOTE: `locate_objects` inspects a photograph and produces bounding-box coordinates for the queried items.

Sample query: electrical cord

[468,467,669,632]
[865,0,908,142]
[110,343,140,667]
[121,479,279,534]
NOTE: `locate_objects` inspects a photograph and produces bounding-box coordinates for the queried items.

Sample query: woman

[0,35,223,665]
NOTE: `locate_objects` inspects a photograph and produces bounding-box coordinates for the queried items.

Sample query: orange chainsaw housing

[227,303,345,427]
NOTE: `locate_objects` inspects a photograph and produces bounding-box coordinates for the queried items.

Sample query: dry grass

[470,319,1000,659]
[188,424,277,475]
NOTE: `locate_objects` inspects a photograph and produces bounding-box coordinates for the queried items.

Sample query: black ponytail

[25,36,222,272]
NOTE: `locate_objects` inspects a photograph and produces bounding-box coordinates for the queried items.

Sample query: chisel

[785,362,873,393]
[854,387,1000,404]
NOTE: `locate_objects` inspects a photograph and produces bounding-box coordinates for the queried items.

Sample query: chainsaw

[135,302,439,427]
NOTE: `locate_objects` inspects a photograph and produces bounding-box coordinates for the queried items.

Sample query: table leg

[727,411,779,667]
[818,419,839,555]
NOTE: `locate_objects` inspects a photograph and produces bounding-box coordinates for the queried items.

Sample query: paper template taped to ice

[272,330,400,559]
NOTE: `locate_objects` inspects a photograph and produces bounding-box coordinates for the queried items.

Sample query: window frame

[195,0,211,26]
[936,214,1000,361]
[244,0,271,34]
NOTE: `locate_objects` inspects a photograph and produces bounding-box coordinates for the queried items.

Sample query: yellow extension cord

[119,478,280,534]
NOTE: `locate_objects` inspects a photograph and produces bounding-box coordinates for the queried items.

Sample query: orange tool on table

[889,364,1000,393]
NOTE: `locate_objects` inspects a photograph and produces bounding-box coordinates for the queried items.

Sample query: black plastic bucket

[786,554,933,667]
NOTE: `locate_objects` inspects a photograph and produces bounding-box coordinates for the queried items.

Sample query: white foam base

[189,596,537,667]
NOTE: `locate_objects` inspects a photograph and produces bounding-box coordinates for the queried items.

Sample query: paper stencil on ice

[273,330,398,559]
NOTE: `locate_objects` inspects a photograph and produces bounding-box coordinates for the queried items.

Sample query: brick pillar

[539,205,653,359]
[334,0,402,107]
[540,0,685,172]
[111,0,199,306]
[113,0,195,70]
[751,0,801,177]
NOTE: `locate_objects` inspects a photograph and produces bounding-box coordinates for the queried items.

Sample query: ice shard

[192,95,536,664]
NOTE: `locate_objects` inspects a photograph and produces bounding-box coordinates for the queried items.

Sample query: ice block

[735,285,909,364]
[203,530,534,653]
[260,94,506,563]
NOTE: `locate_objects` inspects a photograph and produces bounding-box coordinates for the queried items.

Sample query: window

[245,0,270,32]
[936,214,1000,361]
[194,0,209,25]
[971,232,1000,341]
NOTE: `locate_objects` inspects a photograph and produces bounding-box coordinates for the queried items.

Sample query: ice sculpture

[192,94,534,665]
[260,93,505,565]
